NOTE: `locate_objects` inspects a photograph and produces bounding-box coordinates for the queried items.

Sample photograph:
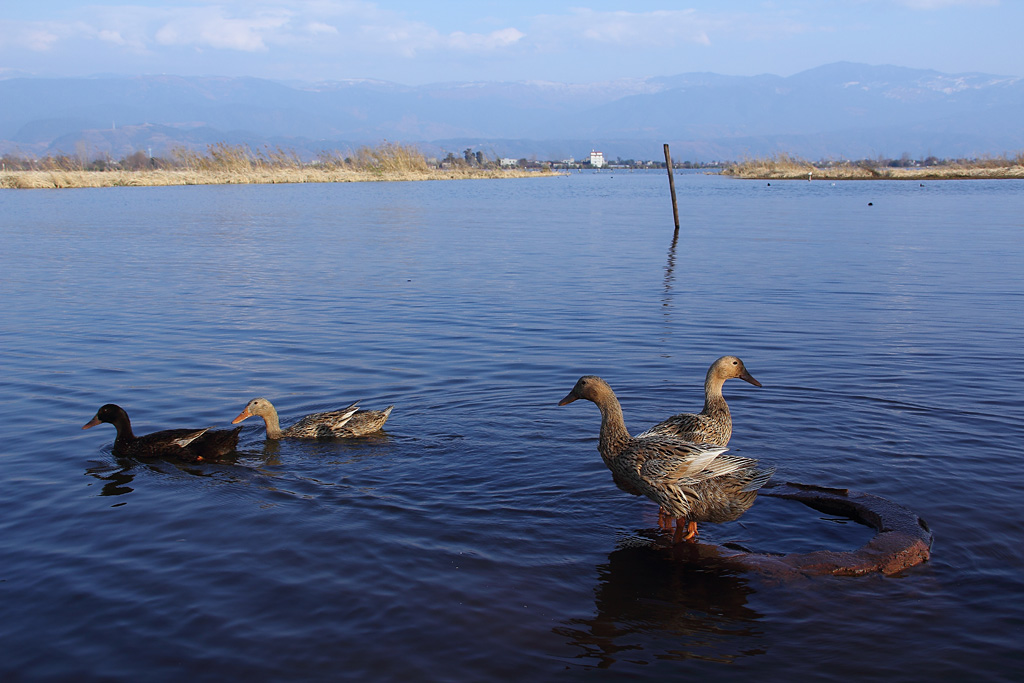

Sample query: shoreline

[0,167,563,190]
[723,162,1024,181]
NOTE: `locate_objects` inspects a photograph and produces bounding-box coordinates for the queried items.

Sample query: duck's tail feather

[742,465,776,492]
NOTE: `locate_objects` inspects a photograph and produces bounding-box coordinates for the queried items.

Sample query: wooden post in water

[663,144,680,232]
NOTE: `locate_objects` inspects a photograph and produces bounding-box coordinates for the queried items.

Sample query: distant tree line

[2,145,1021,174]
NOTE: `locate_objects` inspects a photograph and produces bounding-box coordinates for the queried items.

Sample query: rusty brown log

[669,481,933,579]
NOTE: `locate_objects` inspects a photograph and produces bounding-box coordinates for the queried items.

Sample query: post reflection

[663,230,679,300]
[556,537,765,668]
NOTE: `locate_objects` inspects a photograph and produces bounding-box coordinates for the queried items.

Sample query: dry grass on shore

[1,166,554,189]
[0,142,558,189]
[723,153,1024,180]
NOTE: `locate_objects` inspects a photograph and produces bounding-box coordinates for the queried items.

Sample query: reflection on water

[663,231,679,300]
[557,537,763,668]
[85,464,135,498]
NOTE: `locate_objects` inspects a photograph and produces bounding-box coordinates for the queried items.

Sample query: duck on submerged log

[559,375,774,543]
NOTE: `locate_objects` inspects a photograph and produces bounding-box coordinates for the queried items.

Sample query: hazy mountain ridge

[2,62,1021,162]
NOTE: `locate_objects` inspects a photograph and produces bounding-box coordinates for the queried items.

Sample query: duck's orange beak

[231,409,252,424]
[82,415,101,430]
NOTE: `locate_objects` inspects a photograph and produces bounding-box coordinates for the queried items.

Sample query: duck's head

[558,375,612,406]
[711,356,761,387]
[82,403,128,430]
[232,397,275,424]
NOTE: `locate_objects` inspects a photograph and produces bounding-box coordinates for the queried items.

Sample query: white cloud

[306,21,339,36]
[358,18,525,57]
[542,9,712,47]
[447,28,525,51]
[23,28,62,52]
[153,7,293,52]
[529,8,815,50]
[97,29,127,46]
[0,2,526,59]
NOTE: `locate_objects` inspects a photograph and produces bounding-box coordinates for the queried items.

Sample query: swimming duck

[82,403,241,462]
[638,356,761,445]
[559,375,773,543]
[231,397,393,439]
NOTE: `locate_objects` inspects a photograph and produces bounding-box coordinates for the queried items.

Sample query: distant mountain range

[2,62,1022,163]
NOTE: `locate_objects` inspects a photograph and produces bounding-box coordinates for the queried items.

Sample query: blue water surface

[1,171,1022,680]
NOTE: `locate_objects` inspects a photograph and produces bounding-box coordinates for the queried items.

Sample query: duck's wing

[337,405,394,436]
[637,440,733,486]
[637,412,705,438]
[638,412,728,444]
[171,428,210,448]
[287,401,361,437]
[124,427,210,458]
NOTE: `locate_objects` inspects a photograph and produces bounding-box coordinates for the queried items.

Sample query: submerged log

[671,482,933,578]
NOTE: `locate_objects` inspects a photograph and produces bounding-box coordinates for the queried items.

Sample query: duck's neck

[702,373,731,424]
[595,394,632,459]
[111,415,136,447]
[260,407,284,439]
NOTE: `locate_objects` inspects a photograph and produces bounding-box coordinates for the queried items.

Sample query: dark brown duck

[83,403,241,462]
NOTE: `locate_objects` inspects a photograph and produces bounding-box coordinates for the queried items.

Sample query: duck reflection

[85,462,135,497]
[248,430,393,465]
[556,535,765,668]
[83,449,247,497]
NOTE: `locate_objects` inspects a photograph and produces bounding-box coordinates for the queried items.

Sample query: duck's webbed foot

[673,519,699,544]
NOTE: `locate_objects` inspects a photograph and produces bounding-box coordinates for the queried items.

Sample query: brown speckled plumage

[559,375,773,542]
[638,356,761,445]
[83,403,241,462]
[232,397,392,439]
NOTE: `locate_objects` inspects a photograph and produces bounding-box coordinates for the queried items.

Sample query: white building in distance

[589,150,606,167]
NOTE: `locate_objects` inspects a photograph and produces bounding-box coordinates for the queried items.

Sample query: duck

[231,397,393,439]
[82,403,241,462]
[559,375,773,543]
[638,355,761,445]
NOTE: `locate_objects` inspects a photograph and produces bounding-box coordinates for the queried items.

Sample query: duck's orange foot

[658,507,673,530]
[673,519,699,544]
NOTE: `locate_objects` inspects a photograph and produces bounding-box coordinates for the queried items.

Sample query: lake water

[1,171,1021,680]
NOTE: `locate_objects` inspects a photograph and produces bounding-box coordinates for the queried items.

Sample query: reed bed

[723,153,1024,180]
[1,142,556,189]
[1,167,552,189]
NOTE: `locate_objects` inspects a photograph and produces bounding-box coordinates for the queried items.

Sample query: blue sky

[1,1,1020,84]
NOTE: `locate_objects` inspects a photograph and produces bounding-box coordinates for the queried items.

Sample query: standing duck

[638,356,761,445]
[559,376,773,543]
[231,397,392,439]
[82,404,241,462]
